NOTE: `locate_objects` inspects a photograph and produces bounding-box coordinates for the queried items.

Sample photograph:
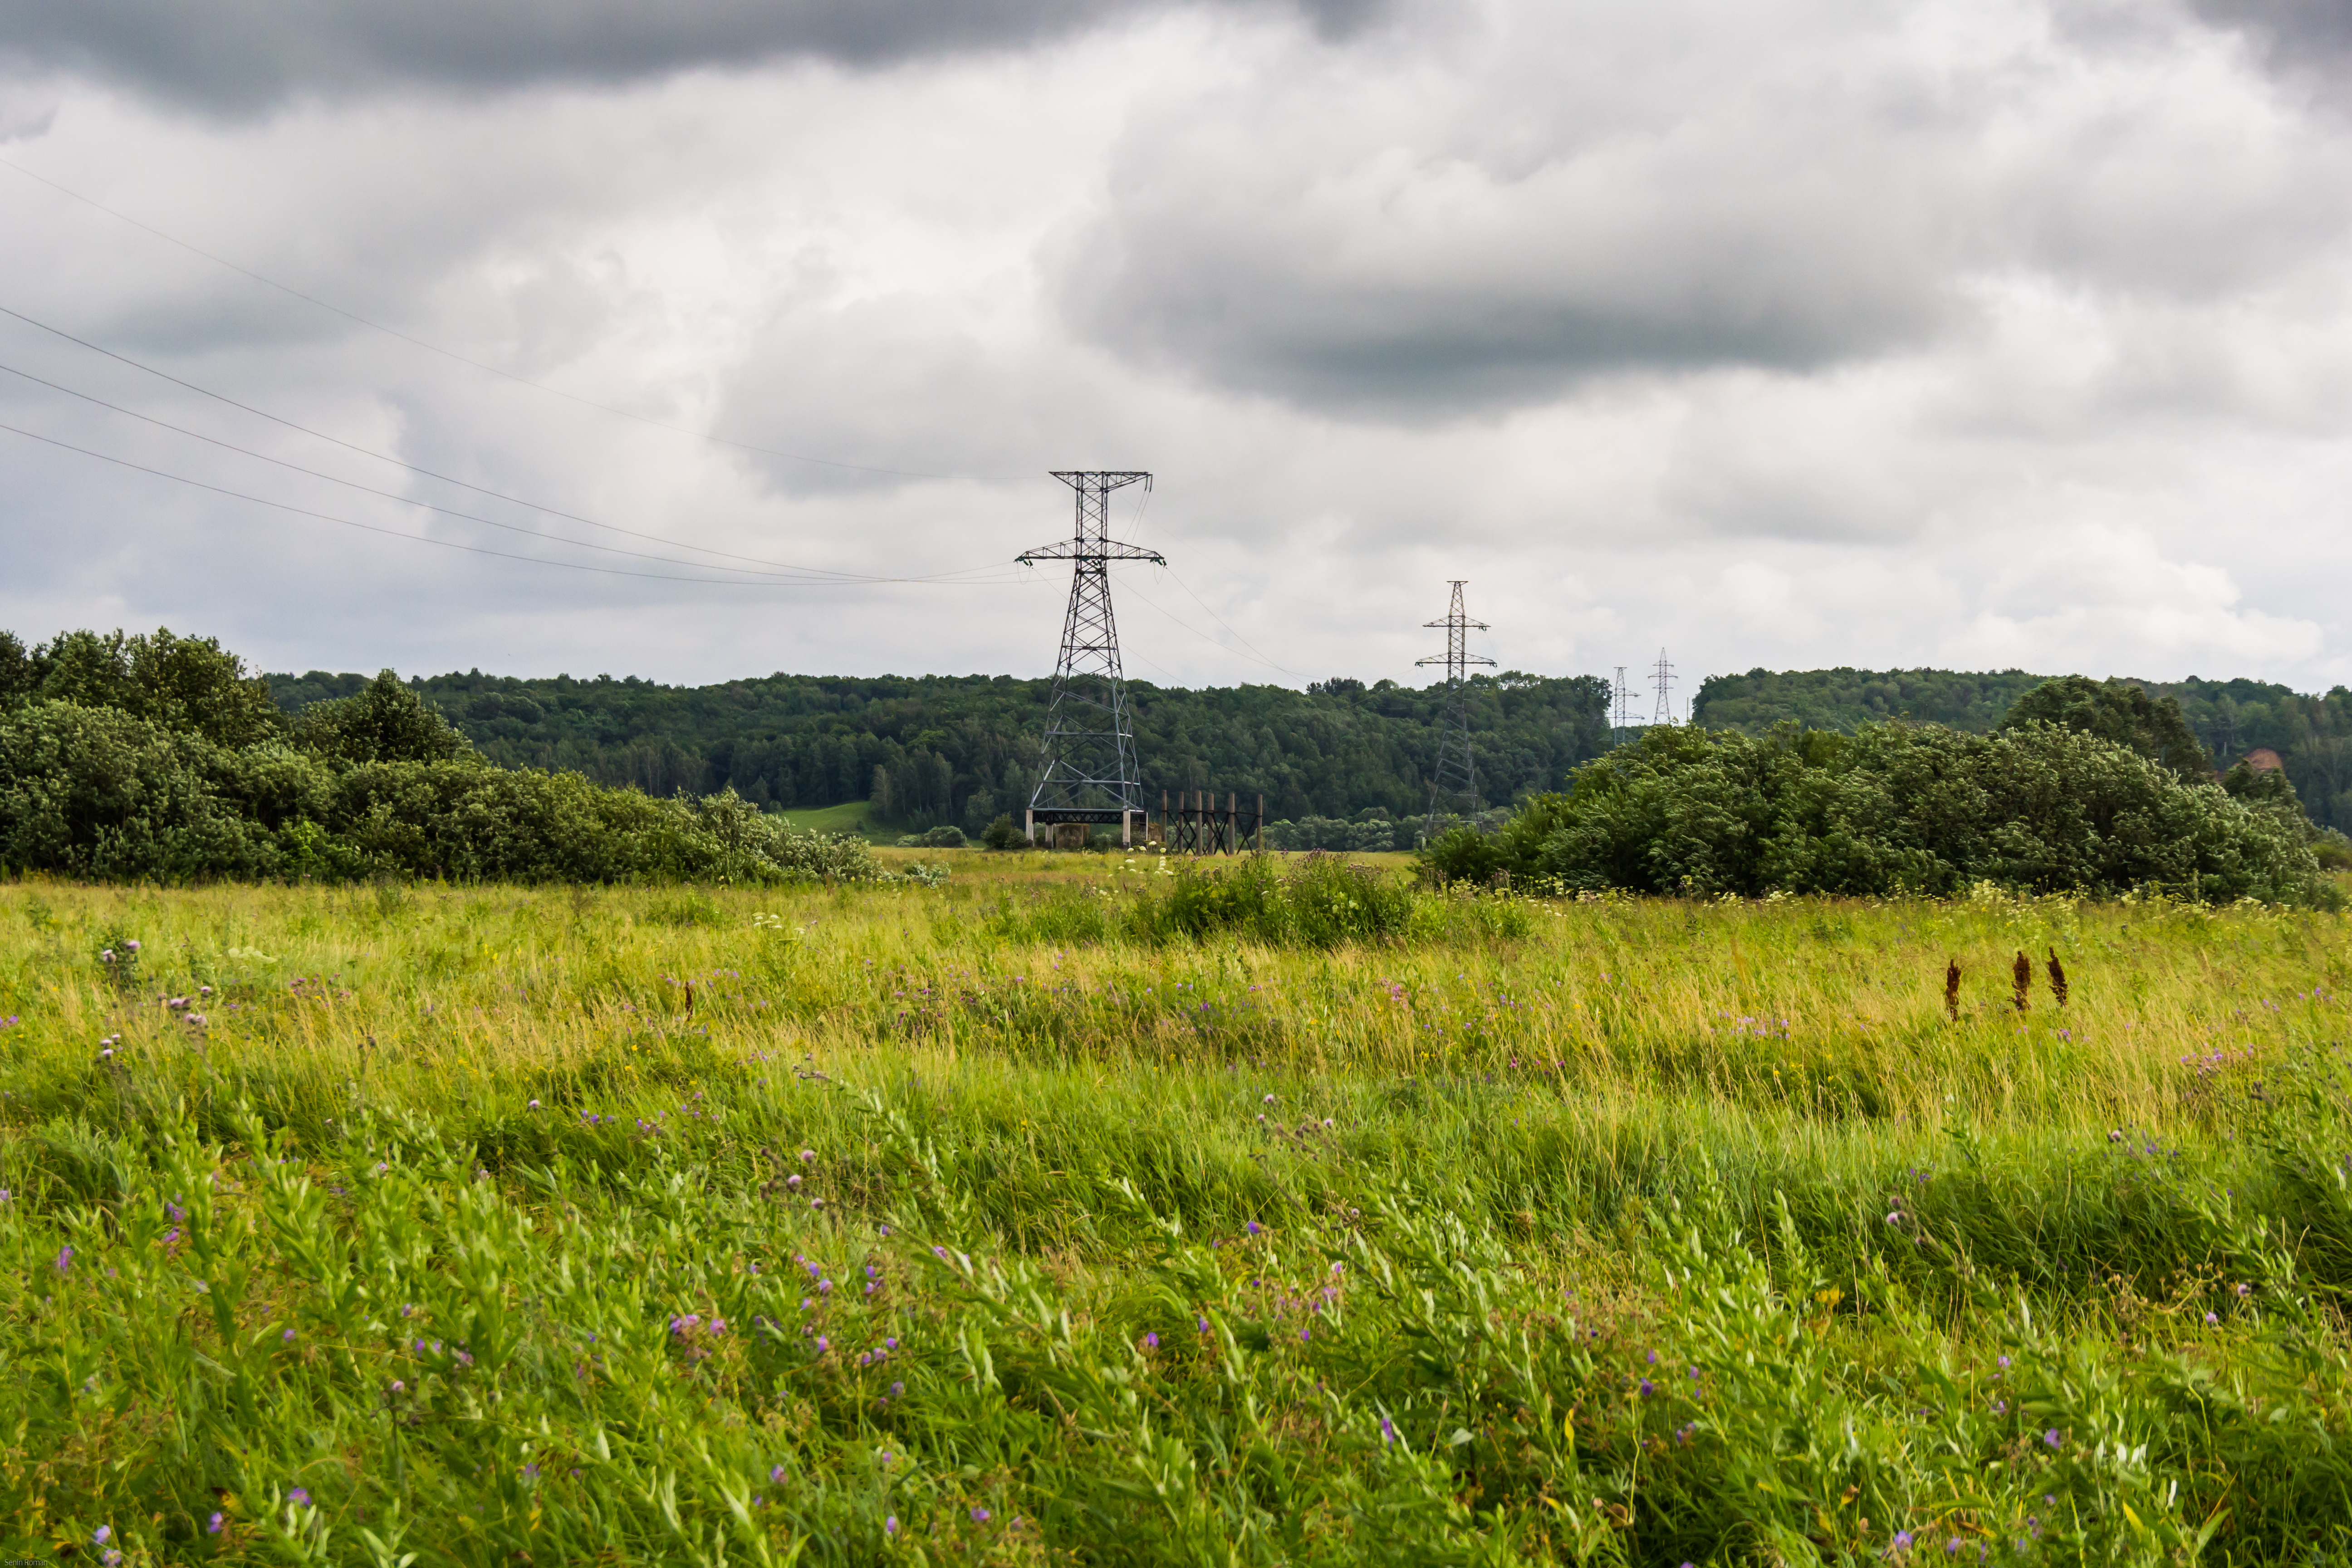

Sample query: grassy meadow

[4,853,2351,1564]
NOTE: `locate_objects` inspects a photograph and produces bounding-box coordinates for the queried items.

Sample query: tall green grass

[2,867,2349,1563]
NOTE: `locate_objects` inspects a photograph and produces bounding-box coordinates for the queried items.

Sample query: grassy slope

[4,865,2351,1562]
[776,801,888,842]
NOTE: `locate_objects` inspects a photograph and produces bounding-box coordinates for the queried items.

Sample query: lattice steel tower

[1417,580,1495,835]
[1018,471,1163,846]
[1650,648,1676,727]
[1612,665,1634,745]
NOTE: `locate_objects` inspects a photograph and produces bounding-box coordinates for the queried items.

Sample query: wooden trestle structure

[1158,791,1264,855]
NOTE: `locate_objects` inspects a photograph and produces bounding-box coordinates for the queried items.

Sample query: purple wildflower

[207,1512,224,1534]
[1145,1332,1160,1349]
[971,1506,991,1523]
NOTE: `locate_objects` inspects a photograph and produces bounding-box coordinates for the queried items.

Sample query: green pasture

[775,801,889,843]
[3,861,2350,1564]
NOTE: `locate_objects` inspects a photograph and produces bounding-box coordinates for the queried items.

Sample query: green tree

[292,671,471,765]
[1999,676,2210,782]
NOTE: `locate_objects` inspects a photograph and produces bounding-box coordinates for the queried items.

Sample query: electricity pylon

[1612,665,1634,745]
[1417,580,1494,836]
[1650,647,1676,727]
[1018,471,1162,846]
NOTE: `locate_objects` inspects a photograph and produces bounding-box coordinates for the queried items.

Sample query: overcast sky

[2,0,2348,697]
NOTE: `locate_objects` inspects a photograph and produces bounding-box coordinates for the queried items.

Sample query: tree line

[270,666,1616,837]
[1695,666,2352,832]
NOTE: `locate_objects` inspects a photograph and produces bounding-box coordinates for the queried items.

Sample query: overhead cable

[0,154,1027,484]
[0,302,1006,584]
[0,419,1032,588]
[0,358,1026,583]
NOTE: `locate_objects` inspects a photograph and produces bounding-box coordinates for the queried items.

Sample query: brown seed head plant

[2046,947,2069,1008]
[1944,959,1961,1024]
[2012,950,2032,1012]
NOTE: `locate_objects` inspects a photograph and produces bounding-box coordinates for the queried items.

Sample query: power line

[1159,567,1302,678]
[0,358,1024,584]
[0,302,1008,584]
[0,419,1025,588]
[0,154,1029,484]
[1112,571,1298,679]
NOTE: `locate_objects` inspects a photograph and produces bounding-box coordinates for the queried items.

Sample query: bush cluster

[1263,813,1410,853]
[0,629,880,884]
[992,853,1529,948]
[1426,720,2332,905]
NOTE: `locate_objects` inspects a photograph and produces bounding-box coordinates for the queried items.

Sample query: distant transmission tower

[1417,581,1495,835]
[1019,471,1163,848]
[1611,665,1634,745]
[1650,647,1676,727]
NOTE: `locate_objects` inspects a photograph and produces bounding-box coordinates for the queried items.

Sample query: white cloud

[0,0,2345,699]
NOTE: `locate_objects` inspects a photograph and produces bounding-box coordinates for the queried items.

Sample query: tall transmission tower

[1650,647,1676,728]
[1417,580,1495,836]
[1611,665,1633,745]
[1018,471,1163,847]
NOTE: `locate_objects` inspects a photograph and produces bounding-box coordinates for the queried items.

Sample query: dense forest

[269,667,1616,839]
[1695,667,2352,832]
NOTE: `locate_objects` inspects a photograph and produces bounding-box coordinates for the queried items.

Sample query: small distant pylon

[1650,648,1676,728]
[1611,665,1634,745]
[1418,581,1495,835]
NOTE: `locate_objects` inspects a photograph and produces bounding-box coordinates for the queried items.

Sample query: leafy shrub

[1420,825,1501,887]
[0,697,882,885]
[898,824,967,848]
[1441,720,2330,905]
[981,813,1022,849]
[983,854,1522,948]
[1264,814,1407,852]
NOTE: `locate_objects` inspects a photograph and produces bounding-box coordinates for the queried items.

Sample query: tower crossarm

[1415,652,1496,667]
[1018,540,1166,565]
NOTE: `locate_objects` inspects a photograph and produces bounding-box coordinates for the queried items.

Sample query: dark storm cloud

[1054,99,1970,416]
[2191,0,2352,71]
[0,0,1380,113]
